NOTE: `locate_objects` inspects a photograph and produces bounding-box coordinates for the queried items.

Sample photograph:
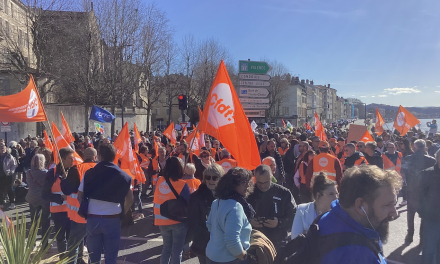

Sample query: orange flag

[281,119,286,128]
[163,122,177,145]
[113,123,143,183]
[182,125,188,138]
[360,130,374,143]
[0,75,47,122]
[375,108,386,136]
[315,112,327,141]
[43,130,58,164]
[198,60,260,170]
[52,122,83,165]
[61,111,74,143]
[185,129,201,155]
[393,105,420,136]
[133,123,142,153]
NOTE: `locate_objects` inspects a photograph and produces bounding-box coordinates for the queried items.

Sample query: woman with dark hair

[153,156,191,264]
[399,139,414,158]
[291,172,338,238]
[206,167,254,264]
[194,149,215,181]
[186,164,225,264]
[294,149,316,204]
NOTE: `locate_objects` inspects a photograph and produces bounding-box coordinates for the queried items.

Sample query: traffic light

[344,99,348,104]
[178,94,187,110]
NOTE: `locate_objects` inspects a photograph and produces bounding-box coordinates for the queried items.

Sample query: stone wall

[2,104,150,143]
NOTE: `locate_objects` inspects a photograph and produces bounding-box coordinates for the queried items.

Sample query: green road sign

[239,60,272,74]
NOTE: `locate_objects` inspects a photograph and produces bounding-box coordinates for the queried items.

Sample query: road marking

[120,236,162,242]
[386,259,406,264]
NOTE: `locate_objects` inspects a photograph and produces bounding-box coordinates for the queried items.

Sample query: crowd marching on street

[0,63,439,264]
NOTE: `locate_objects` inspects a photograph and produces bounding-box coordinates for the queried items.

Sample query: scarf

[228,191,255,220]
[201,157,215,169]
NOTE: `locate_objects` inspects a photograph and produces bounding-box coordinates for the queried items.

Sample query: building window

[155,108,159,115]
[282,107,289,116]
[4,0,7,14]
[166,109,170,115]
[10,3,12,17]
[5,20,9,37]
[165,97,169,104]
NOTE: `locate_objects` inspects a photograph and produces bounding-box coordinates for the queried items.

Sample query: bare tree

[265,60,290,121]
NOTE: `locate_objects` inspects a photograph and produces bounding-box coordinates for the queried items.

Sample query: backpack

[274,214,381,264]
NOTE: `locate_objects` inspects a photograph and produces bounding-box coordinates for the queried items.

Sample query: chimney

[327,84,330,88]
[301,79,305,84]
[306,79,309,84]
[310,80,314,85]
[91,2,94,10]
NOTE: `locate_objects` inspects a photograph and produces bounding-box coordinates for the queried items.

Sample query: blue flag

[264,123,269,129]
[89,105,115,123]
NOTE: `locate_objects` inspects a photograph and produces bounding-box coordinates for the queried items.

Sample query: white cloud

[436,86,440,87]
[371,96,375,97]
[378,95,387,97]
[383,87,421,95]
[360,96,367,98]
[435,91,440,93]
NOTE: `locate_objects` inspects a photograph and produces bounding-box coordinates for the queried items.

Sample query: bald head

[84,147,97,161]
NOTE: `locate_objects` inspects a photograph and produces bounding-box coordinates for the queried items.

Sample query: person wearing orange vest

[42,147,79,254]
[147,149,161,196]
[278,138,289,156]
[153,156,191,264]
[304,141,344,192]
[139,145,153,197]
[294,150,316,204]
[340,143,368,171]
[61,147,97,264]
[183,163,201,193]
[216,149,237,173]
[382,142,402,175]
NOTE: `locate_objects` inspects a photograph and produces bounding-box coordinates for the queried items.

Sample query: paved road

[4,194,422,264]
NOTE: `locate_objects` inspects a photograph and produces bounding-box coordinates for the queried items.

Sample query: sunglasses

[205,175,219,181]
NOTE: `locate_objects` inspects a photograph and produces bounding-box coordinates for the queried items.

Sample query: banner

[375,108,385,136]
[393,105,420,136]
[94,123,105,134]
[198,60,261,170]
[89,105,115,123]
[163,122,177,145]
[61,111,74,143]
[0,75,47,122]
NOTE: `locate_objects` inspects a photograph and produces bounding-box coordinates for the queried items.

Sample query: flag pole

[31,75,66,174]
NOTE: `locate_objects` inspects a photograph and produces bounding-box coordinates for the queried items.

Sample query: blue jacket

[206,199,252,262]
[318,200,386,264]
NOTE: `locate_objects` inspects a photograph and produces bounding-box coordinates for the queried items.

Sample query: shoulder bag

[160,177,188,223]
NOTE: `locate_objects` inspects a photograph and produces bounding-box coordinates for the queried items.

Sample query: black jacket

[247,183,297,248]
[42,164,80,206]
[186,184,216,256]
[364,150,384,169]
[260,150,286,180]
[419,164,440,222]
[344,152,366,168]
[283,147,297,175]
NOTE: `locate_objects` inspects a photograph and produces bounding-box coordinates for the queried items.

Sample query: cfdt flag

[360,130,374,143]
[198,60,261,170]
[0,75,47,122]
[315,112,327,141]
[89,105,115,123]
[393,106,420,136]
[375,108,386,136]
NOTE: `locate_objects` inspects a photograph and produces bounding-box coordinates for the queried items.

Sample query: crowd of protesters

[0,118,439,264]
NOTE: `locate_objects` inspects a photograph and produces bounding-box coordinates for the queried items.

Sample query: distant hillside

[366,104,440,119]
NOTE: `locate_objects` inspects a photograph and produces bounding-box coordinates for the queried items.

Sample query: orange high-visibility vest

[278,147,288,156]
[139,153,151,169]
[153,177,187,225]
[211,148,217,159]
[184,178,201,193]
[340,155,367,169]
[66,162,96,223]
[299,162,307,184]
[312,153,337,181]
[216,158,237,173]
[382,152,402,175]
[151,158,159,186]
[50,171,67,213]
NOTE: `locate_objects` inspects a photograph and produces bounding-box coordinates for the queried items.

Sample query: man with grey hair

[401,139,436,243]
[215,149,237,173]
[419,149,440,263]
[247,164,297,250]
[24,140,39,170]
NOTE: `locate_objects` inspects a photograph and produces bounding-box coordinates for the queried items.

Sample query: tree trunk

[84,105,90,135]
[167,102,172,125]
[146,108,151,132]
[111,105,116,136]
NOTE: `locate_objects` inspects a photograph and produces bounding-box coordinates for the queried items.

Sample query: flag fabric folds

[94,123,105,134]
[61,111,74,143]
[43,130,58,164]
[185,129,201,155]
[133,123,142,153]
[281,119,286,128]
[306,123,311,130]
[360,130,374,143]
[315,112,327,141]
[251,121,258,131]
[163,122,177,145]
[375,108,386,136]
[393,106,420,136]
[89,105,115,123]
[0,75,47,122]
[198,60,261,170]
[264,123,269,129]
[52,122,83,165]
[113,123,145,183]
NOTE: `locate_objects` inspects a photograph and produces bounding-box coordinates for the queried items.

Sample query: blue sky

[154,0,440,107]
